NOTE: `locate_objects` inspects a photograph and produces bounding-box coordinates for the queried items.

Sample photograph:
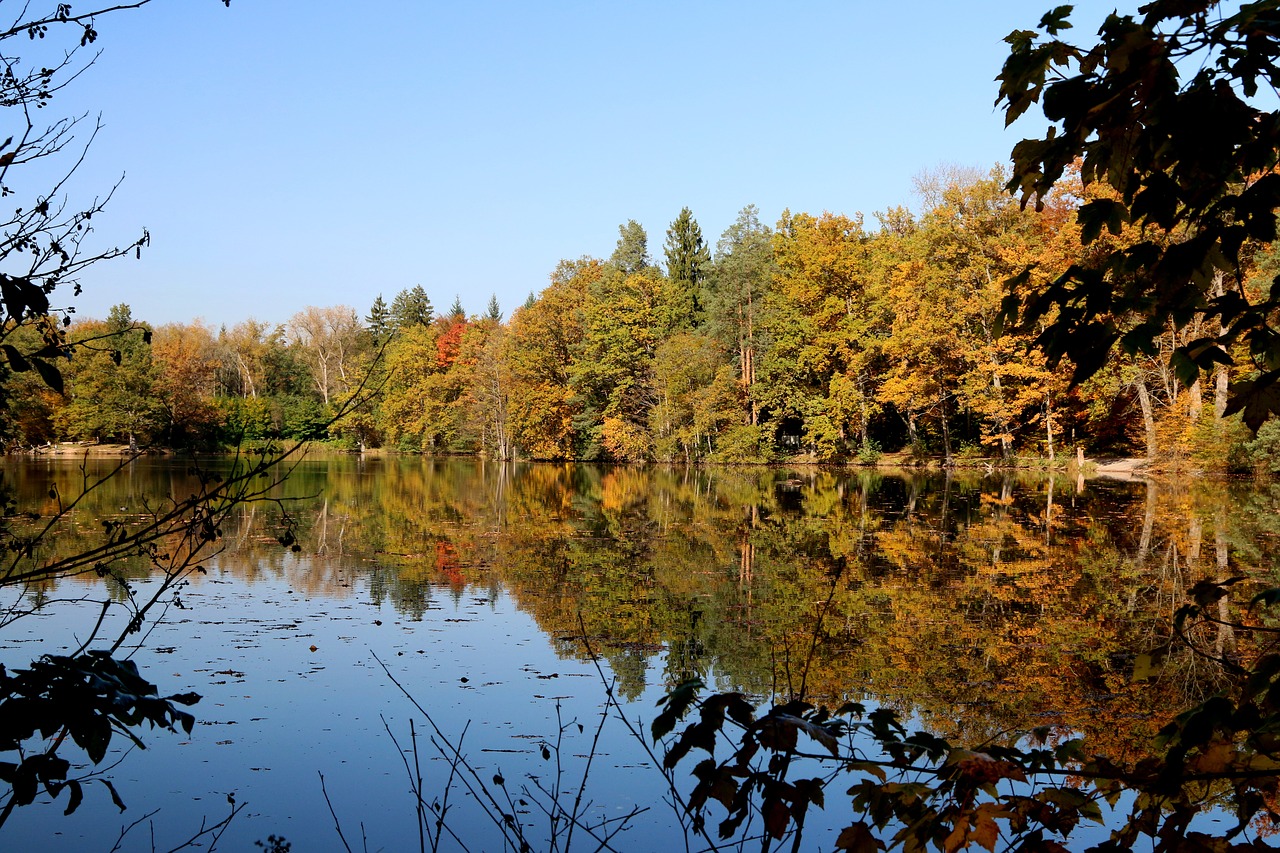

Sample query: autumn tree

[609,220,651,276]
[216,320,272,400]
[870,219,963,457]
[212,319,312,440]
[377,311,475,453]
[998,1,1280,429]
[650,332,740,462]
[0,322,61,447]
[377,323,440,449]
[454,318,512,459]
[504,259,595,459]
[151,321,221,447]
[287,305,364,406]
[706,205,775,431]
[56,305,162,446]
[760,210,881,460]
[922,169,1065,460]
[574,264,672,460]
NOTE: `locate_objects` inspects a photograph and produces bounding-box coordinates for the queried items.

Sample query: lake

[1,455,1276,850]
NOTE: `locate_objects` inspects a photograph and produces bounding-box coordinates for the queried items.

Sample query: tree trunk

[1214,512,1235,657]
[1213,270,1229,419]
[939,396,952,465]
[1214,366,1229,419]
[317,355,330,405]
[1045,471,1054,545]
[1135,377,1158,462]
[315,499,329,556]
[991,369,1011,460]
[737,302,749,417]
[741,292,759,426]
[858,373,870,449]
[1139,480,1156,560]
[1045,393,1055,462]
[234,352,256,399]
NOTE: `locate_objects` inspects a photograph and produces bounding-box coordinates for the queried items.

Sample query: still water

[1,455,1277,850]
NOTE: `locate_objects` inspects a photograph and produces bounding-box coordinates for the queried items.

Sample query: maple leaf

[1189,740,1237,775]
[835,821,883,852]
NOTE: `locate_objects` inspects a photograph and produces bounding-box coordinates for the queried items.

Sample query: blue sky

[27,0,1120,328]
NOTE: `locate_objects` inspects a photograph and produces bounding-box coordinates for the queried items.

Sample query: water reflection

[10,456,1280,767]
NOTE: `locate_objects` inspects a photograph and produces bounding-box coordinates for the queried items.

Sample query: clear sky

[21,0,1121,329]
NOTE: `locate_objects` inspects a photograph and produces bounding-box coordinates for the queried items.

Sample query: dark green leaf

[30,357,63,394]
[101,778,127,812]
[1039,6,1074,35]
[1076,199,1127,245]
[1251,588,1280,611]
[63,780,83,816]
[1225,371,1280,431]
[2,344,30,372]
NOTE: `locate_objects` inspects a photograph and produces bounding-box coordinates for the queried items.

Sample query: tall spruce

[663,207,711,328]
[485,294,503,322]
[390,285,433,329]
[366,295,392,340]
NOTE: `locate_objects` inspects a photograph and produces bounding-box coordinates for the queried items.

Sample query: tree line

[3,167,1276,468]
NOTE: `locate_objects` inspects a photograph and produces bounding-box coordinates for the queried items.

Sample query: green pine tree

[485,294,503,322]
[390,285,433,329]
[366,294,391,340]
[663,207,711,328]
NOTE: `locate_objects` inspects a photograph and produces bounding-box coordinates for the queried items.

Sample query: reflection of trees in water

[20,456,1280,758]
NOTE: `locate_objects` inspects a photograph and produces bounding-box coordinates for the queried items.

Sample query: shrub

[709,424,772,464]
[855,439,881,465]
[1241,417,1280,476]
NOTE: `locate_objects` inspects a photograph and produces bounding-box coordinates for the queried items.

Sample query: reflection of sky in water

[1,569,685,851]
[1,567,1195,852]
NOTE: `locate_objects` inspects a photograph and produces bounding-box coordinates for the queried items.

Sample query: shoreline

[6,441,1160,480]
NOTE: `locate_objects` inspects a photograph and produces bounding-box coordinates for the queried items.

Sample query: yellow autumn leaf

[943,817,970,853]
[972,804,1003,852]
[1189,740,1236,774]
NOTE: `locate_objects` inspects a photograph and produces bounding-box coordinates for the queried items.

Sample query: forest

[4,167,1278,472]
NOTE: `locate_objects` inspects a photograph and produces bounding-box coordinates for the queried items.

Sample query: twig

[411,719,427,853]
[103,800,244,853]
[563,695,613,852]
[160,800,244,853]
[373,652,530,851]
[106,808,162,853]
[575,614,722,852]
[319,772,355,853]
